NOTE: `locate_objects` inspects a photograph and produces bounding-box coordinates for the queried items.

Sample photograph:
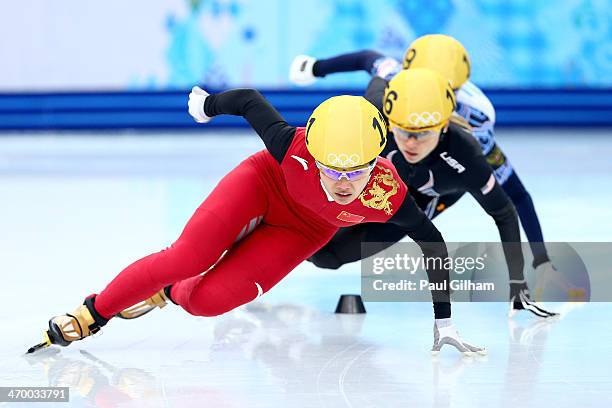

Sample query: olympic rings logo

[326,153,361,167]
[407,112,442,127]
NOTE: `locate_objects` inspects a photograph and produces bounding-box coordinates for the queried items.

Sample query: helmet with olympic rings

[383,68,456,132]
[305,95,387,169]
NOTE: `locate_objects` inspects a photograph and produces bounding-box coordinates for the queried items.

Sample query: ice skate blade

[26,332,52,354]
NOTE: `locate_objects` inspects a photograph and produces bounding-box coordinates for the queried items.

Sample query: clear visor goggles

[316,159,376,181]
[391,125,439,141]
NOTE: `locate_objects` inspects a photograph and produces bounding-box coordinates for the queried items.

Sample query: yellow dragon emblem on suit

[359,166,399,215]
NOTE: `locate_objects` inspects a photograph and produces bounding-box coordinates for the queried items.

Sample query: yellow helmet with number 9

[383,68,456,132]
[403,34,471,89]
[305,95,387,169]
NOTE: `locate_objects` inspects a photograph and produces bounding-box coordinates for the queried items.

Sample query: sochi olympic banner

[0,0,610,91]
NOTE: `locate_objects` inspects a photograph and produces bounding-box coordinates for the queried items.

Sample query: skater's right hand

[431,318,487,356]
[289,55,317,86]
[188,86,212,123]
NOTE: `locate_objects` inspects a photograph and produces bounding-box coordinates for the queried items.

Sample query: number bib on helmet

[280,128,407,227]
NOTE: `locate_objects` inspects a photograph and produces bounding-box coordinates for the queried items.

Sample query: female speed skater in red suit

[28,86,485,356]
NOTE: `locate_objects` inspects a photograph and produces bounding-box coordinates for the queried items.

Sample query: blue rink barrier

[0,88,611,131]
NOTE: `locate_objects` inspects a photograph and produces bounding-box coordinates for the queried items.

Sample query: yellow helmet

[383,68,456,132]
[306,95,386,169]
[403,34,471,89]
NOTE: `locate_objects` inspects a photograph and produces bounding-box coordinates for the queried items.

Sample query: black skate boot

[27,296,108,354]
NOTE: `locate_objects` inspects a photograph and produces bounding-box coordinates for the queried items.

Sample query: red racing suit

[93,89,450,320]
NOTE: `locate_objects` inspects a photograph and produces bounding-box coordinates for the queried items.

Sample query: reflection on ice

[16,301,593,408]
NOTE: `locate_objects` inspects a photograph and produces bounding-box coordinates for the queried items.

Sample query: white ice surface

[0,129,611,407]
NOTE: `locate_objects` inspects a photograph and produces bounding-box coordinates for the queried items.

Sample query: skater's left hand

[372,57,401,80]
[510,285,559,318]
[188,86,212,123]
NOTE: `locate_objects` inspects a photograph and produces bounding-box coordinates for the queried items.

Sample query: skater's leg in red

[94,160,268,319]
[171,223,336,316]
